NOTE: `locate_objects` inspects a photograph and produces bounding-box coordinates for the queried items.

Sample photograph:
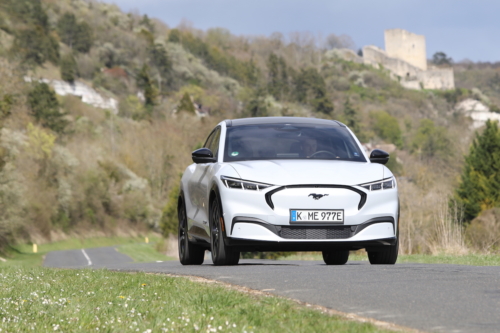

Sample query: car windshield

[223,124,366,162]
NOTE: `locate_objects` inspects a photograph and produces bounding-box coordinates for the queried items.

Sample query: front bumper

[220,183,398,247]
[224,237,397,252]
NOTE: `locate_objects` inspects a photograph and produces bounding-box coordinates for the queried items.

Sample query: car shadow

[206,263,299,266]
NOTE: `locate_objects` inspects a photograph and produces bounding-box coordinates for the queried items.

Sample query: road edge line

[81,249,92,266]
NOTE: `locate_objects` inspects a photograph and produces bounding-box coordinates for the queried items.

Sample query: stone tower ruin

[363,29,454,90]
[385,29,427,71]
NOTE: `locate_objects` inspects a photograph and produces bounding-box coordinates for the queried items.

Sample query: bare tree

[325,33,355,50]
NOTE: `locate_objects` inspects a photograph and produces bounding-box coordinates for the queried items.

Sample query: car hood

[228,160,388,186]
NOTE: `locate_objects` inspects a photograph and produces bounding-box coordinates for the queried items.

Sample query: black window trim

[204,125,221,161]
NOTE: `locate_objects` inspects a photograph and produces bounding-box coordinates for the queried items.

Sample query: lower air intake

[279,226,351,239]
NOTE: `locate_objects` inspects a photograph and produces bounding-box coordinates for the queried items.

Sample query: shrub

[411,119,449,160]
[60,53,78,83]
[370,110,403,148]
[465,208,500,252]
[177,92,196,114]
[384,151,404,176]
[159,182,180,237]
[27,83,68,133]
[12,27,59,65]
[0,94,13,119]
[26,123,56,160]
[119,95,146,119]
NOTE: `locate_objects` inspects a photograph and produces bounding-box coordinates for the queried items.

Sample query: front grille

[279,226,351,239]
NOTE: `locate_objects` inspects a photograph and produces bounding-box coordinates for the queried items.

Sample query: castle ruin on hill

[363,29,454,90]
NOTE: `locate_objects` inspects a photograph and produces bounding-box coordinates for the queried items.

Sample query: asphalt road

[44,247,500,333]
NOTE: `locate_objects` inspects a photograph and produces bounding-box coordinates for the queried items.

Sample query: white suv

[178,117,399,266]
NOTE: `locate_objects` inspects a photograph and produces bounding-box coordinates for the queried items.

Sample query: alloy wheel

[210,198,221,261]
[178,203,187,259]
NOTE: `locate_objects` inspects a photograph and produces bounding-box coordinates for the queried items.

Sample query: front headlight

[221,176,273,191]
[359,177,395,191]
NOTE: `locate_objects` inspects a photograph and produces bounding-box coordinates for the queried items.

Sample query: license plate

[290,209,344,223]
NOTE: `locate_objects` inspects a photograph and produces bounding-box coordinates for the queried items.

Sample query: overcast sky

[109,0,499,63]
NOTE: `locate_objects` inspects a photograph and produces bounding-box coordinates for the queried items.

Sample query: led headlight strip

[221,176,273,191]
[359,177,395,191]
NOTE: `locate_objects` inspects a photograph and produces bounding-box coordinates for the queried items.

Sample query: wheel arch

[209,181,221,211]
[209,182,229,237]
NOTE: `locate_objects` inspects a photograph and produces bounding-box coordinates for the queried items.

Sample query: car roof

[224,117,345,127]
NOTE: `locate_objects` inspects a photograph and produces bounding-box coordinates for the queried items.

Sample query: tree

[294,68,333,115]
[27,83,68,133]
[168,29,181,43]
[267,53,280,98]
[344,99,365,141]
[60,53,78,83]
[245,87,269,118]
[5,0,50,29]
[432,52,453,66]
[13,28,59,65]
[243,58,260,87]
[136,64,158,109]
[57,13,78,47]
[57,13,93,53]
[139,14,155,33]
[267,53,289,101]
[73,22,93,53]
[454,120,500,222]
[177,92,195,115]
[148,43,172,90]
[325,33,355,50]
[8,0,59,64]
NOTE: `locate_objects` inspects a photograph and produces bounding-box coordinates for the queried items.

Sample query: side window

[204,127,221,160]
[204,131,215,150]
[208,128,221,158]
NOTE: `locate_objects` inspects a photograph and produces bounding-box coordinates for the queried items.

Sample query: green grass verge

[1,235,172,267]
[0,266,390,333]
[282,252,500,266]
[395,253,500,266]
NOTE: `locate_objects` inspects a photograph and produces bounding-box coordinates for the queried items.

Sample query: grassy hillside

[0,0,497,256]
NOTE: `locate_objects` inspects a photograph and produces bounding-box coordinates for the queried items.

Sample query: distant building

[363,29,454,90]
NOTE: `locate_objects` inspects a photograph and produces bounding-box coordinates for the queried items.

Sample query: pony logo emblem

[308,193,329,200]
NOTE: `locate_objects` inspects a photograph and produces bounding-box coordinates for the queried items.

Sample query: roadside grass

[1,235,172,267]
[0,266,391,333]
[282,252,500,266]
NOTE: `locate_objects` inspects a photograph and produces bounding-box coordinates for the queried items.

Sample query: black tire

[210,195,240,266]
[178,199,205,265]
[368,229,399,265]
[322,250,349,265]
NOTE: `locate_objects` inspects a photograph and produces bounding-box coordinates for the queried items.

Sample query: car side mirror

[192,148,216,164]
[369,149,389,165]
